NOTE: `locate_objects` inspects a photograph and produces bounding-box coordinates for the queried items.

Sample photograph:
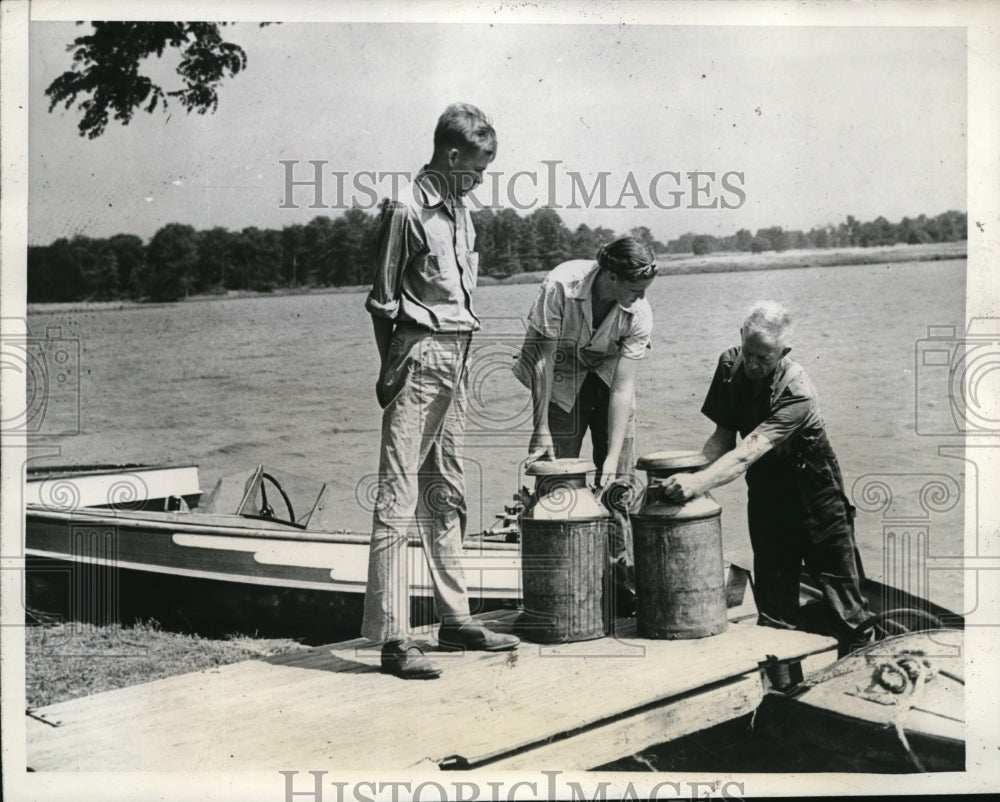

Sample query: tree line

[28,207,967,303]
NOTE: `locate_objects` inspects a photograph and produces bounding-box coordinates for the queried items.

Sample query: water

[27,259,967,614]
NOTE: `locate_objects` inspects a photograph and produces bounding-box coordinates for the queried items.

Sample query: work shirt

[701,346,851,540]
[512,260,653,413]
[365,169,479,332]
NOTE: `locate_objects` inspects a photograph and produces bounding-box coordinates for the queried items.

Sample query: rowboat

[24,463,522,641]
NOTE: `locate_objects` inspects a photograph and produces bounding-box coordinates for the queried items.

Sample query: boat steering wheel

[256,472,297,525]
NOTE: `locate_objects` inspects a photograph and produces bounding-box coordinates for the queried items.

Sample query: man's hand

[597,458,619,490]
[527,431,556,464]
[661,472,703,502]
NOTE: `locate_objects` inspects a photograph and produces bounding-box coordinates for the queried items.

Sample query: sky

[27,18,968,246]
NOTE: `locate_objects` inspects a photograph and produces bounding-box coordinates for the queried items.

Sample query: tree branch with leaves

[45,22,264,139]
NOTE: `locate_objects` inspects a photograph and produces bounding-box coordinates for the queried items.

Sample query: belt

[395,323,475,338]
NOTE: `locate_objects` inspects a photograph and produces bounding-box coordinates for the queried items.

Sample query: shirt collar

[414,166,453,214]
[565,261,636,315]
[728,348,792,389]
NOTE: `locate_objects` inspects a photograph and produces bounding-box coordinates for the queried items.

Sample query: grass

[24,620,310,709]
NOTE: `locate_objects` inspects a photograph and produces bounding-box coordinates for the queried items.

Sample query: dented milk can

[518,458,610,643]
[632,450,728,639]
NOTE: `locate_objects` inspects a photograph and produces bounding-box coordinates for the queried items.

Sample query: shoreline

[27,241,966,316]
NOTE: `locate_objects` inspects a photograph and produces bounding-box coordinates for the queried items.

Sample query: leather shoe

[438,623,520,652]
[380,641,442,679]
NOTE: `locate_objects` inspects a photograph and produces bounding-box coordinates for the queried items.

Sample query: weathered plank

[27,611,836,772]
[474,648,836,772]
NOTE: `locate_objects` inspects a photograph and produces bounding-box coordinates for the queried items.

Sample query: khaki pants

[362,327,474,643]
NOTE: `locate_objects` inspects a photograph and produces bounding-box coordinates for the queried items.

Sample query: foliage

[691,235,713,256]
[27,209,968,303]
[45,22,253,139]
[140,223,199,300]
[664,210,967,256]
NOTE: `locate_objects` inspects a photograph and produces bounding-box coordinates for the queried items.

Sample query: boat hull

[25,507,522,641]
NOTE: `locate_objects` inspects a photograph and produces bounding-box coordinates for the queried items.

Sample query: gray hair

[743,300,792,345]
[433,103,497,157]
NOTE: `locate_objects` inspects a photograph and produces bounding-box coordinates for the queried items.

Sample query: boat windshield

[201,466,330,529]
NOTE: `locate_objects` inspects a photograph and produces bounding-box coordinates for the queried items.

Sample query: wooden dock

[26,601,838,772]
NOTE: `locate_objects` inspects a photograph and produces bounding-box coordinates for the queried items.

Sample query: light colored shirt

[512,259,653,413]
[365,170,479,331]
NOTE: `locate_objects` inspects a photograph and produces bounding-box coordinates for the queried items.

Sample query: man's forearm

[371,316,394,366]
[603,387,631,471]
[696,433,772,493]
[697,451,753,491]
[528,346,556,435]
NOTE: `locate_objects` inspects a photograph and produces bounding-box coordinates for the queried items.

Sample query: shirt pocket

[413,252,459,305]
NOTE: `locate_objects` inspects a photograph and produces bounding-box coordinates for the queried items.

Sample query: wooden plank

[27,618,836,772]
[476,674,763,771]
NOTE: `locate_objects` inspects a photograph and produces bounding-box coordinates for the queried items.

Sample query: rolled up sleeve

[701,355,738,430]
[365,200,418,320]
[752,392,811,449]
[526,277,566,338]
[620,306,652,360]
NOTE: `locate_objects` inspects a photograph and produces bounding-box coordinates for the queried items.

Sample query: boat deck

[26,602,838,772]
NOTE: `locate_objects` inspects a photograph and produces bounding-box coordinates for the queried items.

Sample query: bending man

[662,301,870,646]
[513,237,657,608]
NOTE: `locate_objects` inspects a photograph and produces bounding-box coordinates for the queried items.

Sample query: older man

[662,301,870,645]
[363,103,519,679]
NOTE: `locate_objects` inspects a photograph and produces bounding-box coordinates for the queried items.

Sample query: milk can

[518,458,610,643]
[631,450,728,639]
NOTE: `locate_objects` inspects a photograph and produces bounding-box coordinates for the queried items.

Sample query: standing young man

[363,103,519,679]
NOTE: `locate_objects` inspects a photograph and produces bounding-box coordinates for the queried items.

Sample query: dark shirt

[701,347,848,532]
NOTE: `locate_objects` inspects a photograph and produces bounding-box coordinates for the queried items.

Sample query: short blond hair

[433,103,497,157]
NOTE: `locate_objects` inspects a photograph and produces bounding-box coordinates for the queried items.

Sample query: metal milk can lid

[633,449,721,520]
[522,458,607,519]
[635,450,709,473]
[525,457,596,476]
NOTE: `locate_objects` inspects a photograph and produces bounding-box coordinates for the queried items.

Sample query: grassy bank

[27,241,966,315]
[25,621,309,708]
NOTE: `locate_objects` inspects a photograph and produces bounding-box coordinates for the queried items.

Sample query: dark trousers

[546,373,634,482]
[747,492,869,641]
[547,372,636,604]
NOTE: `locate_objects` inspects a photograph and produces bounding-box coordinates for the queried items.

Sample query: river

[27,258,967,614]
